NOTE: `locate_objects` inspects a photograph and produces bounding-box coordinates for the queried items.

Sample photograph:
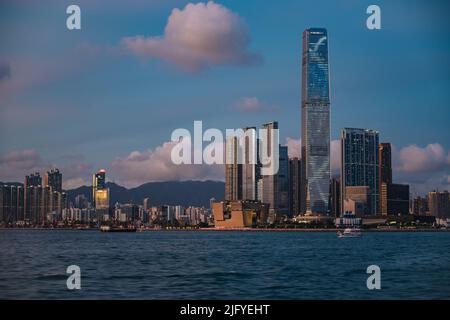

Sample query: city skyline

[1,1,450,306]
[0,1,449,196]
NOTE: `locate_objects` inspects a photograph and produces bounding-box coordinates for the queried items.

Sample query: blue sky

[0,0,449,194]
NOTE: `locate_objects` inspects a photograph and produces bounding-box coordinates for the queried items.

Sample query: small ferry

[337,228,362,238]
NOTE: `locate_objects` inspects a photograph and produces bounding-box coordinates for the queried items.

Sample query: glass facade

[340,128,380,215]
[277,145,289,216]
[301,28,331,214]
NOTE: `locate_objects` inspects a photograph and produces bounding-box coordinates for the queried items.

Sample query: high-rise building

[143,197,151,211]
[24,185,64,225]
[381,183,409,216]
[260,122,279,219]
[412,196,429,216]
[277,145,289,217]
[92,169,106,206]
[344,186,370,216]
[225,136,243,201]
[428,190,450,219]
[45,168,62,192]
[379,143,392,212]
[74,194,88,209]
[24,172,42,221]
[289,158,302,217]
[24,186,42,224]
[0,185,24,224]
[242,127,260,201]
[340,128,380,215]
[119,203,139,222]
[93,169,109,220]
[301,28,331,215]
[94,189,109,209]
[25,172,42,188]
[329,177,340,217]
[379,143,392,185]
[225,122,283,219]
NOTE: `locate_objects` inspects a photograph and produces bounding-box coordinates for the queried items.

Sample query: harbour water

[0,230,449,299]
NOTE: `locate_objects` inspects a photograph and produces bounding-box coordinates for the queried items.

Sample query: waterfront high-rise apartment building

[340,128,380,215]
[24,172,42,222]
[23,185,66,225]
[0,185,24,223]
[301,28,331,215]
[25,172,42,188]
[45,168,62,192]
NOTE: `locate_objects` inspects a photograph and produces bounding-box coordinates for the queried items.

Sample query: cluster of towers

[0,169,67,225]
[224,28,411,219]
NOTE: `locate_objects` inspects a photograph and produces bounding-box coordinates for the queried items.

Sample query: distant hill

[67,180,225,208]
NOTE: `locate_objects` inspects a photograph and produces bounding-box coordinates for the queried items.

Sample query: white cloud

[393,143,450,195]
[0,149,93,189]
[394,143,450,173]
[233,96,278,113]
[0,149,43,178]
[235,97,262,112]
[110,141,224,187]
[285,137,301,159]
[330,139,341,175]
[121,1,261,72]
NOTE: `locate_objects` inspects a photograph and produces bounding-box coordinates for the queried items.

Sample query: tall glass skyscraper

[301,28,331,214]
[340,128,380,215]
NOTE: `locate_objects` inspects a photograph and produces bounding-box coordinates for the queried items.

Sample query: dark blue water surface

[0,230,449,299]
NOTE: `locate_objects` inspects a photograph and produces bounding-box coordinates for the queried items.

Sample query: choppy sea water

[0,230,449,299]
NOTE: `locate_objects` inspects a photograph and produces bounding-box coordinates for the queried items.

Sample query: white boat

[337,228,362,238]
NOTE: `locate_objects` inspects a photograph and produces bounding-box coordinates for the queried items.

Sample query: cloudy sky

[0,0,449,195]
